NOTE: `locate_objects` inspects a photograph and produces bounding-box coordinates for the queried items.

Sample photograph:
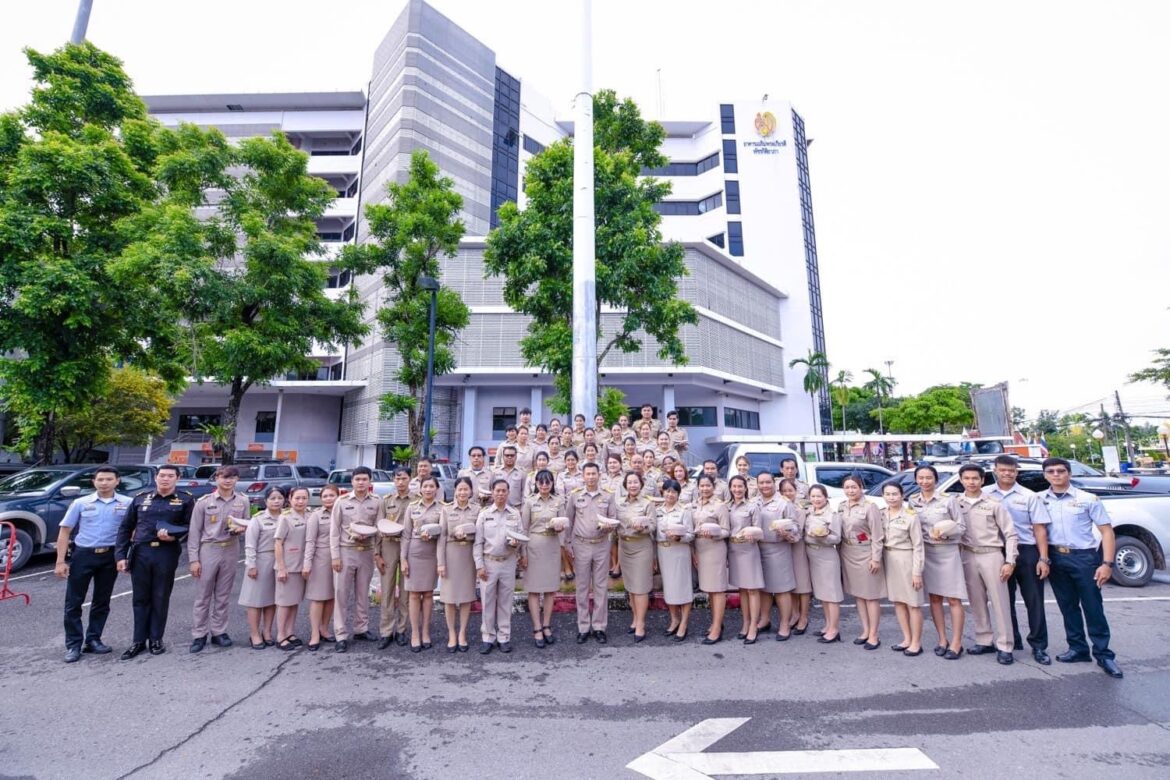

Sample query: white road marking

[81,558,245,608]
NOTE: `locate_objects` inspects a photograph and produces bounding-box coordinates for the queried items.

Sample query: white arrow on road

[627,718,938,778]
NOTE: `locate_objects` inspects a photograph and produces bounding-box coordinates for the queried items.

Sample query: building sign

[754,111,777,137]
[168,450,190,465]
[275,449,298,463]
[744,110,787,155]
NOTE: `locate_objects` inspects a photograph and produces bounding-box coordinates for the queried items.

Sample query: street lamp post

[1158,423,1170,462]
[419,276,440,459]
[1092,428,1105,464]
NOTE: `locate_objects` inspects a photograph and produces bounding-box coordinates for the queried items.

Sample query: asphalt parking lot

[2,552,1169,779]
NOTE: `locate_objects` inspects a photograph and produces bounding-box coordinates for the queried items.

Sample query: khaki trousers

[191,541,238,638]
[333,546,374,641]
[573,537,612,633]
[480,555,516,643]
[962,549,1013,652]
[376,537,408,636]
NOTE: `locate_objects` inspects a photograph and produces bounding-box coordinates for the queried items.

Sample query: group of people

[54,408,1122,679]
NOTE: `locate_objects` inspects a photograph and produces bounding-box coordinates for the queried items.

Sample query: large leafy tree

[343,150,469,459]
[0,43,185,462]
[1130,348,1170,396]
[883,384,974,434]
[484,89,697,412]
[54,365,172,462]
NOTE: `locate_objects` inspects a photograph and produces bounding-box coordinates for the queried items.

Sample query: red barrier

[0,521,31,605]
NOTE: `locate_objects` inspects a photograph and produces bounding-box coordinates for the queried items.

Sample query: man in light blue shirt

[984,455,1053,664]
[55,466,131,663]
[1040,457,1122,678]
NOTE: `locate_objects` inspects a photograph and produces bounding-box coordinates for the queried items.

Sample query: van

[710,443,806,481]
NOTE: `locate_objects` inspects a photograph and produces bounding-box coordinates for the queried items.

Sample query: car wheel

[1111,535,1153,587]
[0,527,34,573]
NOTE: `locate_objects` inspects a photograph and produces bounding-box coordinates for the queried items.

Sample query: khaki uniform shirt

[330,492,383,558]
[474,504,524,567]
[882,507,924,575]
[457,467,493,507]
[836,500,884,563]
[401,499,443,563]
[616,496,656,537]
[910,493,964,546]
[758,494,800,543]
[566,487,618,542]
[666,425,689,453]
[492,466,527,508]
[522,493,567,536]
[556,468,585,496]
[438,502,478,567]
[954,495,1019,564]
[187,490,249,563]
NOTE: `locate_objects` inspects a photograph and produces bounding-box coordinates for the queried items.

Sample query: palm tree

[863,368,895,434]
[833,370,853,431]
[789,351,830,433]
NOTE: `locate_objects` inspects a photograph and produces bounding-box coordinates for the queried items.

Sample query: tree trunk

[35,411,57,465]
[408,389,423,461]
[222,377,247,465]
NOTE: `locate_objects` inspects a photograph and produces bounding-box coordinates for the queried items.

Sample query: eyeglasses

[1043,468,1068,474]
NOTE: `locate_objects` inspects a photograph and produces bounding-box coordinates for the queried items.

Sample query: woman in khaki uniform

[640,450,663,499]
[881,483,925,656]
[837,475,885,649]
[301,484,338,650]
[910,464,967,659]
[654,431,679,468]
[274,486,310,650]
[401,476,443,651]
[617,472,656,641]
[528,452,552,494]
[581,443,602,471]
[522,470,565,648]
[620,436,639,472]
[606,424,625,462]
[438,478,478,652]
[656,479,694,640]
[727,476,764,644]
[602,454,625,496]
[803,485,844,643]
[670,462,695,505]
[755,473,797,640]
[241,487,282,649]
[635,421,655,455]
[556,450,585,496]
[733,456,759,500]
[779,479,813,634]
[688,475,730,644]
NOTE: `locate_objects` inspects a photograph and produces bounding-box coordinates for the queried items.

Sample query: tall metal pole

[422,286,438,458]
[570,0,598,421]
[70,0,94,44]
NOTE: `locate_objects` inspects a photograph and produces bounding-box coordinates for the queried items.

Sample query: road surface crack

[116,654,297,779]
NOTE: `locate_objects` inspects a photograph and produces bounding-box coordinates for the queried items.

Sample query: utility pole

[1114,389,1135,463]
[70,0,94,44]
[570,0,598,421]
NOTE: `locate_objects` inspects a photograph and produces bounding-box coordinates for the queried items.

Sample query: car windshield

[0,469,66,493]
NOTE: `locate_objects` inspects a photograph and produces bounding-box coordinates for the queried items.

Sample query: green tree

[882,385,974,434]
[343,150,469,458]
[788,351,830,430]
[596,387,629,428]
[1034,409,1061,437]
[1129,348,1170,396]
[484,89,698,411]
[832,370,853,431]
[54,365,172,462]
[1010,406,1027,432]
[0,43,186,462]
[863,368,895,434]
[831,387,882,434]
[148,128,368,464]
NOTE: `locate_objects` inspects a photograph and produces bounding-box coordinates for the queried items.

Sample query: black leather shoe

[852,637,868,645]
[83,639,112,654]
[352,631,377,642]
[410,644,422,653]
[934,645,948,657]
[593,631,607,644]
[634,633,646,643]
[944,648,964,660]
[863,640,881,651]
[479,642,494,655]
[189,636,207,654]
[499,642,512,653]
[1033,649,1051,666]
[1098,658,1124,678]
[701,635,722,646]
[996,650,1014,665]
[210,634,233,648]
[576,632,589,644]
[626,626,637,635]
[967,644,995,655]
[149,640,165,655]
[65,647,81,663]
[120,642,146,660]
[817,634,842,644]
[775,631,791,642]
[377,636,394,650]
[673,630,688,642]
[1013,638,1024,651]
[757,623,772,634]
[792,625,807,636]
[334,640,349,653]
[1056,650,1091,663]
[903,648,923,657]
[395,633,408,647]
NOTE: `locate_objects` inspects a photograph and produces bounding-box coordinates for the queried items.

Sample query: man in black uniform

[116,465,194,659]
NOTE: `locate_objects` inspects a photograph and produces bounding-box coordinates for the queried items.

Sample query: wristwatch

[1038,557,1051,565]
[1101,561,1115,568]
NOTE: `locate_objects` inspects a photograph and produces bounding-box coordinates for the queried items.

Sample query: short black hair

[702,459,717,468]
[1042,457,1071,472]
[94,466,120,478]
[520,407,531,415]
[958,463,985,478]
[536,424,547,433]
[393,467,411,478]
[641,403,653,410]
[582,461,601,474]
[779,457,797,468]
[913,464,939,481]
[661,478,681,494]
[352,466,373,478]
[505,425,517,434]
[667,410,679,418]
[468,446,485,457]
[993,455,1019,467]
[501,445,517,455]
[490,478,510,491]
[157,465,181,477]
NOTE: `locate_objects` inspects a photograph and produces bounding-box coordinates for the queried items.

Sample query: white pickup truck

[710,443,893,500]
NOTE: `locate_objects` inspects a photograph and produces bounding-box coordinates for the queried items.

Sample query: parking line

[82,558,245,608]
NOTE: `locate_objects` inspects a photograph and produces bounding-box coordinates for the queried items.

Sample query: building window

[325,268,352,288]
[706,233,725,249]
[643,152,720,177]
[722,139,738,174]
[676,406,717,427]
[724,407,761,430]
[522,134,545,155]
[652,192,723,216]
[179,414,221,432]
[492,406,517,438]
[725,180,741,214]
[255,411,276,443]
[727,221,744,257]
[720,104,736,134]
[490,68,522,228]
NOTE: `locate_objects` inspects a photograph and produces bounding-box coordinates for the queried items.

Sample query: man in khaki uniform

[492,445,527,509]
[457,446,493,508]
[474,480,526,654]
[408,458,434,499]
[665,410,689,454]
[954,464,1019,664]
[493,426,519,468]
[637,404,661,437]
[187,466,250,653]
[780,458,809,501]
[376,468,412,648]
[702,460,732,502]
[330,467,383,652]
[565,462,618,643]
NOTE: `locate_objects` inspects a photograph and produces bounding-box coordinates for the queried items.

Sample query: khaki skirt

[657,541,693,605]
[239,551,276,608]
[405,538,439,592]
[791,539,813,594]
[728,540,764,590]
[840,542,886,600]
[304,543,334,601]
[695,537,728,593]
[805,542,844,603]
[759,541,796,594]
[524,532,562,594]
[923,543,967,600]
[884,548,924,606]
[440,539,477,605]
[619,534,655,595]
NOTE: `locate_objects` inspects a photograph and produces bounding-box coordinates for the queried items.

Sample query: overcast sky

[4,0,1168,423]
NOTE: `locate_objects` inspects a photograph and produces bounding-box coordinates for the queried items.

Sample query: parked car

[0,462,30,479]
[327,468,396,497]
[804,462,894,500]
[0,464,157,572]
[235,462,330,508]
[433,462,459,502]
[146,464,217,500]
[868,461,1150,501]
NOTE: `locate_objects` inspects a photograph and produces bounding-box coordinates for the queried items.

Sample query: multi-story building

[137,0,828,470]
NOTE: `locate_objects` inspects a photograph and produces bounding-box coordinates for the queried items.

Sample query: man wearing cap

[330,466,383,653]
[564,462,618,643]
[953,463,1019,665]
[1040,457,1123,678]
[115,465,195,659]
[473,480,525,654]
[187,466,250,653]
[492,445,527,509]
[55,466,129,663]
[984,455,1053,665]
[375,468,412,649]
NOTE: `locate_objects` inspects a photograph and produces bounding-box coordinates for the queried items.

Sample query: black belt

[1053,545,1096,554]
[77,546,115,554]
